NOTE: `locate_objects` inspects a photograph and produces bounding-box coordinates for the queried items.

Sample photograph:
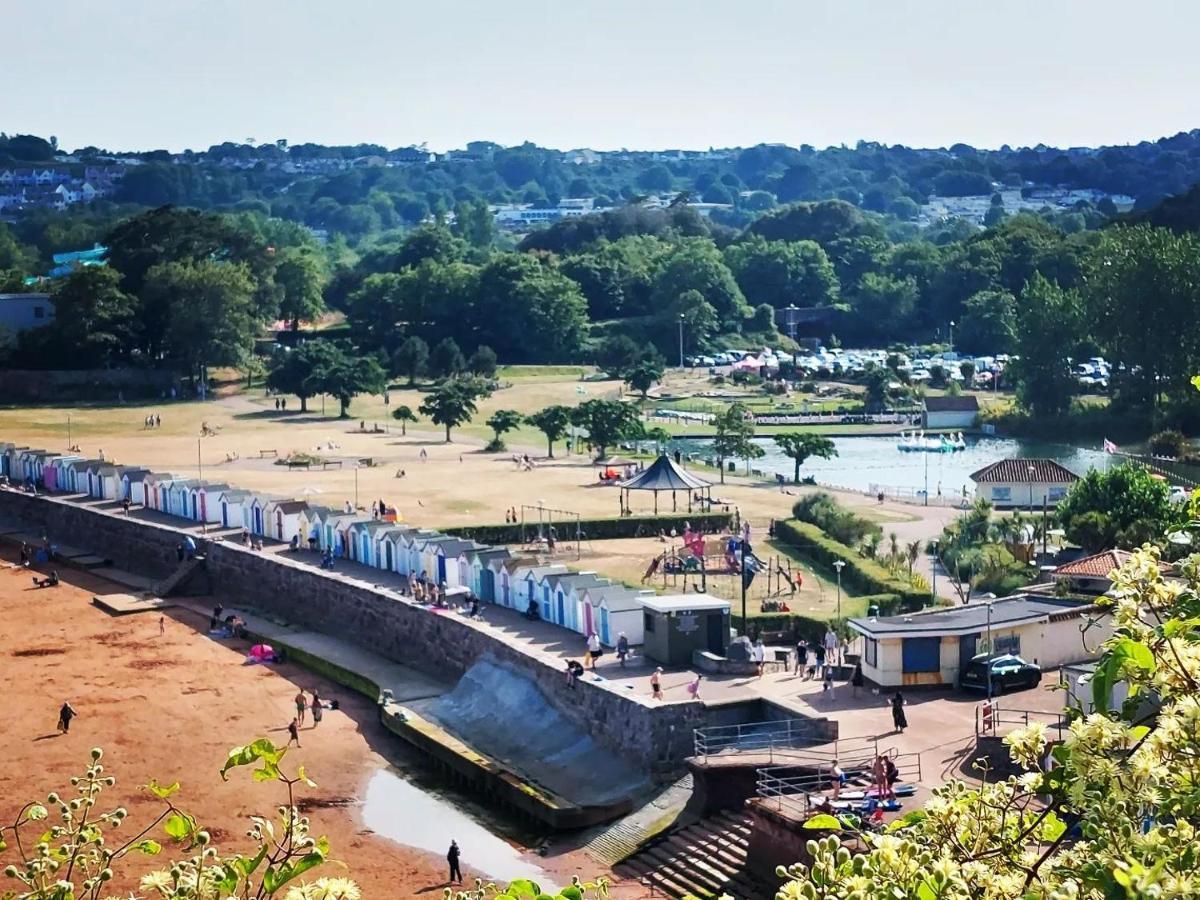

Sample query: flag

[1103,438,1118,454]
[741,546,763,589]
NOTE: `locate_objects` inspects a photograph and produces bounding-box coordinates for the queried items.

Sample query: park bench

[320,460,343,470]
[357,457,376,468]
[258,449,278,458]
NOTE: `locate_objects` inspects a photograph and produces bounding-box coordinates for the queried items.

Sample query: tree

[470,254,588,363]
[266,340,341,412]
[418,376,491,441]
[391,404,417,435]
[650,238,749,324]
[451,198,496,248]
[595,334,642,377]
[429,337,466,379]
[712,402,761,483]
[1055,464,1180,551]
[391,335,429,385]
[484,409,523,451]
[957,289,1017,355]
[1010,274,1082,416]
[660,289,719,352]
[274,248,326,330]
[42,267,137,368]
[526,405,572,458]
[468,344,498,377]
[570,399,642,458]
[146,259,257,380]
[0,741,358,899]
[723,235,839,310]
[780,542,1200,898]
[314,349,387,418]
[774,432,837,483]
[625,355,665,400]
[849,273,918,341]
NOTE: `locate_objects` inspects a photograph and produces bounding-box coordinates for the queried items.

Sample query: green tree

[313,349,387,418]
[650,238,748,324]
[595,335,642,377]
[418,376,491,441]
[712,402,761,483]
[625,354,665,400]
[526,405,572,458]
[147,259,257,381]
[484,409,523,451]
[468,344,498,377]
[723,235,839,309]
[662,289,720,353]
[471,254,588,363]
[1055,464,1180,551]
[956,289,1017,355]
[43,267,137,368]
[570,399,642,458]
[849,273,918,341]
[451,197,496,248]
[774,432,837,483]
[266,340,342,413]
[391,404,417,435]
[391,335,429,385]
[429,337,466,379]
[1010,274,1082,416]
[273,248,326,330]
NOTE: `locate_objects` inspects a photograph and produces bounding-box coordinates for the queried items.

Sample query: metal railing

[975,703,1067,742]
[692,718,826,762]
[755,749,923,818]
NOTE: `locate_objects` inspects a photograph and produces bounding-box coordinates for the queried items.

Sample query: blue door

[481,569,495,602]
[437,556,447,584]
[361,534,370,562]
[556,591,565,625]
[902,637,941,674]
[385,542,393,570]
[221,503,229,527]
[600,608,610,644]
[191,495,198,519]
[254,508,263,534]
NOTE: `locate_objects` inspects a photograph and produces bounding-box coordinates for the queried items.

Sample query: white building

[0,294,53,333]
[969,458,1079,510]
[922,395,979,429]
[849,595,1110,689]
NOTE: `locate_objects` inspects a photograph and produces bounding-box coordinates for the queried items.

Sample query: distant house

[970,458,1079,509]
[0,294,53,333]
[848,594,1109,688]
[922,395,979,429]
[1051,549,1172,595]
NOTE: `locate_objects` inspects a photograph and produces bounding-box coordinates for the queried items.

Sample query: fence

[692,718,826,762]
[975,703,1068,742]
[755,749,923,818]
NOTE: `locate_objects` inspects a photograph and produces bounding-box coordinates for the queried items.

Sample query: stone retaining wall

[0,490,706,772]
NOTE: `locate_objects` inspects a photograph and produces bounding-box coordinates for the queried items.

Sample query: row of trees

[711,401,838,483]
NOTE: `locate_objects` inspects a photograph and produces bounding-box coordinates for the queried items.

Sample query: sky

[5,0,1199,153]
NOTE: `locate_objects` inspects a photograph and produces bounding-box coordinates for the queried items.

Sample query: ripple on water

[361,769,551,887]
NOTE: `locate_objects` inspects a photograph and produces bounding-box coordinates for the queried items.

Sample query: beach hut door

[600,607,610,644]
[385,542,394,570]
[584,601,594,637]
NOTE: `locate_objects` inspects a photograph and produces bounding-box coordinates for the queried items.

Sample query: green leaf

[559,888,583,900]
[917,883,937,900]
[297,765,317,788]
[232,847,268,878]
[25,805,47,821]
[507,879,541,898]
[220,738,285,781]
[803,813,842,830]
[133,839,162,856]
[164,812,192,841]
[1040,811,1067,842]
[145,780,180,800]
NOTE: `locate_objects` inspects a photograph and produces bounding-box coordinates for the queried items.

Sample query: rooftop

[924,395,980,412]
[849,595,1099,638]
[642,593,731,614]
[1054,549,1174,579]
[970,458,1080,484]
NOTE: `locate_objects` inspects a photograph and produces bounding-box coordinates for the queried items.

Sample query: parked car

[960,653,1042,693]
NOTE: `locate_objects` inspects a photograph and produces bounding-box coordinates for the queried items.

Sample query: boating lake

[674,435,1114,497]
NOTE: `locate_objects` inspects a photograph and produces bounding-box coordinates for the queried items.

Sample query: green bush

[1148,429,1188,458]
[792,492,881,547]
[443,511,733,544]
[775,519,928,610]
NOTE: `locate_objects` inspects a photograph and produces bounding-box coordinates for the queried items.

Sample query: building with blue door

[849,594,1111,689]
[218,490,251,528]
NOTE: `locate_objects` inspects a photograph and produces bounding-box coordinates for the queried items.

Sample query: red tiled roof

[970,458,1080,484]
[1054,550,1132,578]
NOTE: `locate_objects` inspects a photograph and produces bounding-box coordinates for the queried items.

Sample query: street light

[948,320,955,351]
[678,313,685,368]
[1028,463,1036,512]
[985,599,994,699]
[929,539,939,601]
[784,304,799,343]
[833,559,846,621]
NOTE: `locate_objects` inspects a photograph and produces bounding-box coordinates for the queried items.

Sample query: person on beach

[159,615,165,637]
[616,632,629,667]
[294,691,307,727]
[310,691,323,727]
[58,701,77,733]
[586,632,601,669]
[891,691,907,733]
[830,759,845,799]
[686,674,702,699]
[287,717,301,747]
[447,840,462,884]
[651,667,663,700]
[32,571,59,588]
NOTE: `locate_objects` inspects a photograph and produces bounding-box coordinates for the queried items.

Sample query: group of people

[142,413,164,429]
[286,688,327,746]
[239,529,265,551]
[510,454,536,471]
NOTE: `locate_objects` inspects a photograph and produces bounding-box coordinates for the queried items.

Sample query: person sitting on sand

[32,570,59,588]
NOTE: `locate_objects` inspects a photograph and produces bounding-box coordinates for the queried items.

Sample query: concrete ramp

[422,657,650,808]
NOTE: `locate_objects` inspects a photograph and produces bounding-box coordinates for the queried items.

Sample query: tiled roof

[1054,550,1132,579]
[970,458,1080,484]
[924,395,979,412]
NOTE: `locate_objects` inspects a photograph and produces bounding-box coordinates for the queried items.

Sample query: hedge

[774,519,929,610]
[443,511,733,544]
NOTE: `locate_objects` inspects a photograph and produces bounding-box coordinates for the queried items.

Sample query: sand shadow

[33,733,62,741]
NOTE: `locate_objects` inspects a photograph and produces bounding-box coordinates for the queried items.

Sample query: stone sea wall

[0,490,707,772]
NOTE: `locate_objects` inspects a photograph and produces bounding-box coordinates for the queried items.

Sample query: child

[287,717,301,747]
[650,667,663,700]
[686,675,702,699]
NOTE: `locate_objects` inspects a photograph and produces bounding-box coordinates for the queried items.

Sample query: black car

[961,653,1042,694]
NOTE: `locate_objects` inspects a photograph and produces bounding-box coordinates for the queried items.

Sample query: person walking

[159,615,166,637]
[287,717,301,747]
[310,691,323,727]
[753,638,766,678]
[586,632,601,670]
[814,642,826,679]
[851,661,863,697]
[651,667,663,700]
[891,691,907,733]
[686,674,702,699]
[57,701,78,733]
[824,627,839,670]
[616,632,630,667]
[447,840,462,884]
[294,690,307,727]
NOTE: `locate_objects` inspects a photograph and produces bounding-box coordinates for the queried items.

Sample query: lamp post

[949,320,955,351]
[353,464,359,511]
[784,304,799,343]
[985,599,994,699]
[1028,463,1035,512]
[678,313,685,369]
[833,559,845,622]
[923,448,929,506]
[930,539,939,601]
[67,416,72,451]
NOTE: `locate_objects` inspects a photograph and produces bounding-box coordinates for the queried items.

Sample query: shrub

[792,492,881,547]
[1148,429,1188,458]
[775,519,928,609]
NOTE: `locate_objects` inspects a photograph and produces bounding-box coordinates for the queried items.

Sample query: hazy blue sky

[7,0,1198,152]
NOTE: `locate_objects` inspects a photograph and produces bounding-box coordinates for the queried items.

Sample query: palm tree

[905,539,922,578]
